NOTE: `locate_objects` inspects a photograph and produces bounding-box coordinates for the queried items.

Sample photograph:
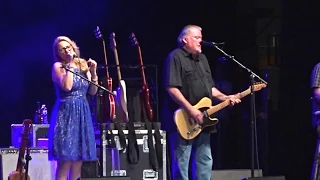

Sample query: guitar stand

[24,139,32,180]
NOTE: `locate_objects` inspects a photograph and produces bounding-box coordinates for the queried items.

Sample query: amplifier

[0,148,54,180]
[1,148,104,180]
[11,124,49,148]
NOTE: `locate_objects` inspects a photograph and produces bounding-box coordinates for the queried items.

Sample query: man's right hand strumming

[188,108,204,124]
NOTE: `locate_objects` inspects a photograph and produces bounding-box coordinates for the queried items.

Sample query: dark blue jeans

[169,131,213,180]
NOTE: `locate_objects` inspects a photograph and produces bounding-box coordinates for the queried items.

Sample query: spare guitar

[110,32,129,122]
[129,33,160,170]
[94,26,116,121]
[174,83,267,140]
[8,119,32,180]
[129,33,153,121]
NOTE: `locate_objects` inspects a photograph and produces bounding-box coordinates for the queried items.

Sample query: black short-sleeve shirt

[161,48,215,132]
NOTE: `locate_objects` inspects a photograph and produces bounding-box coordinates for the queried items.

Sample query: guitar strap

[127,91,139,164]
[106,123,117,149]
[141,96,159,171]
[153,122,163,168]
[113,121,127,153]
[108,111,127,153]
[127,118,140,164]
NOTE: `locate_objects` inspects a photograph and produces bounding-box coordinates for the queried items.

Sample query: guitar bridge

[187,125,202,134]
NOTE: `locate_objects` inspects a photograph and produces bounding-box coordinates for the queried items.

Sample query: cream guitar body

[174,97,218,140]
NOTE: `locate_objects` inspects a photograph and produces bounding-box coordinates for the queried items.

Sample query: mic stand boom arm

[213,45,267,178]
[62,66,116,96]
[213,46,267,85]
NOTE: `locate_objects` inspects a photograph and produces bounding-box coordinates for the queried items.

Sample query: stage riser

[212,169,262,180]
[245,177,285,180]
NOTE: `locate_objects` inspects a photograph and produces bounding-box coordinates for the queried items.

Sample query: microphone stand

[63,67,116,96]
[212,45,267,178]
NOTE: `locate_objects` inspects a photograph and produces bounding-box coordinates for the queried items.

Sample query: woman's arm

[87,58,98,96]
[87,71,98,96]
[52,62,74,92]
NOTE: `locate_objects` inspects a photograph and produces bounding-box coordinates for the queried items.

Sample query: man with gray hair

[162,25,241,180]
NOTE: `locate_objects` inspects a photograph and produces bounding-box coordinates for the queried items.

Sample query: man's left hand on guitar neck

[225,94,241,105]
[212,87,241,105]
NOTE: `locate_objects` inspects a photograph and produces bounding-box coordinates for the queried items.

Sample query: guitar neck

[113,48,122,81]
[16,138,27,172]
[102,40,110,78]
[137,46,147,85]
[206,88,251,116]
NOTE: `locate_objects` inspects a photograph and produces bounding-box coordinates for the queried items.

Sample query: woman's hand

[87,58,97,75]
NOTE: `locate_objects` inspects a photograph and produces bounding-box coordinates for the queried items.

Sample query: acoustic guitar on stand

[94,26,116,121]
[174,83,266,140]
[8,119,32,180]
[110,32,129,122]
[129,33,153,121]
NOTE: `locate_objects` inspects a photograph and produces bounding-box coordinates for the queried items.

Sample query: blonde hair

[177,25,202,47]
[53,36,89,72]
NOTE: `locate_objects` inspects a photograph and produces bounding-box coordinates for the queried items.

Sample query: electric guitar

[174,83,267,140]
[8,119,32,180]
[129,33,153,121]
[110,32,129,122]
[94,26,116,121]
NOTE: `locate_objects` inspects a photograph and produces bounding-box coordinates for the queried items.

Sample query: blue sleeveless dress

[48,68,97,161]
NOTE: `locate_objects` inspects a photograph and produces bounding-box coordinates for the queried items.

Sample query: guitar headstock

[110,32,116,50]
[94,26,103,40]
[251,82,267,92]
[130,32,139,46]
[22,119,33,137]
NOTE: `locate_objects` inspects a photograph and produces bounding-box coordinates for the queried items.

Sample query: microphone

[68,52,78,58]
[201,41,225,46]
[72,53,79,58]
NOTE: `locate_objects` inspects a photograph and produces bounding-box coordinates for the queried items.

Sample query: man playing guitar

[162,25,241,180]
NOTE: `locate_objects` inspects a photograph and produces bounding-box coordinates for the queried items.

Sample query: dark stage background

[1,0,319,179]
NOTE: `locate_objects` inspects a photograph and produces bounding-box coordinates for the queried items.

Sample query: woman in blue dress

[48,36,98,180]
